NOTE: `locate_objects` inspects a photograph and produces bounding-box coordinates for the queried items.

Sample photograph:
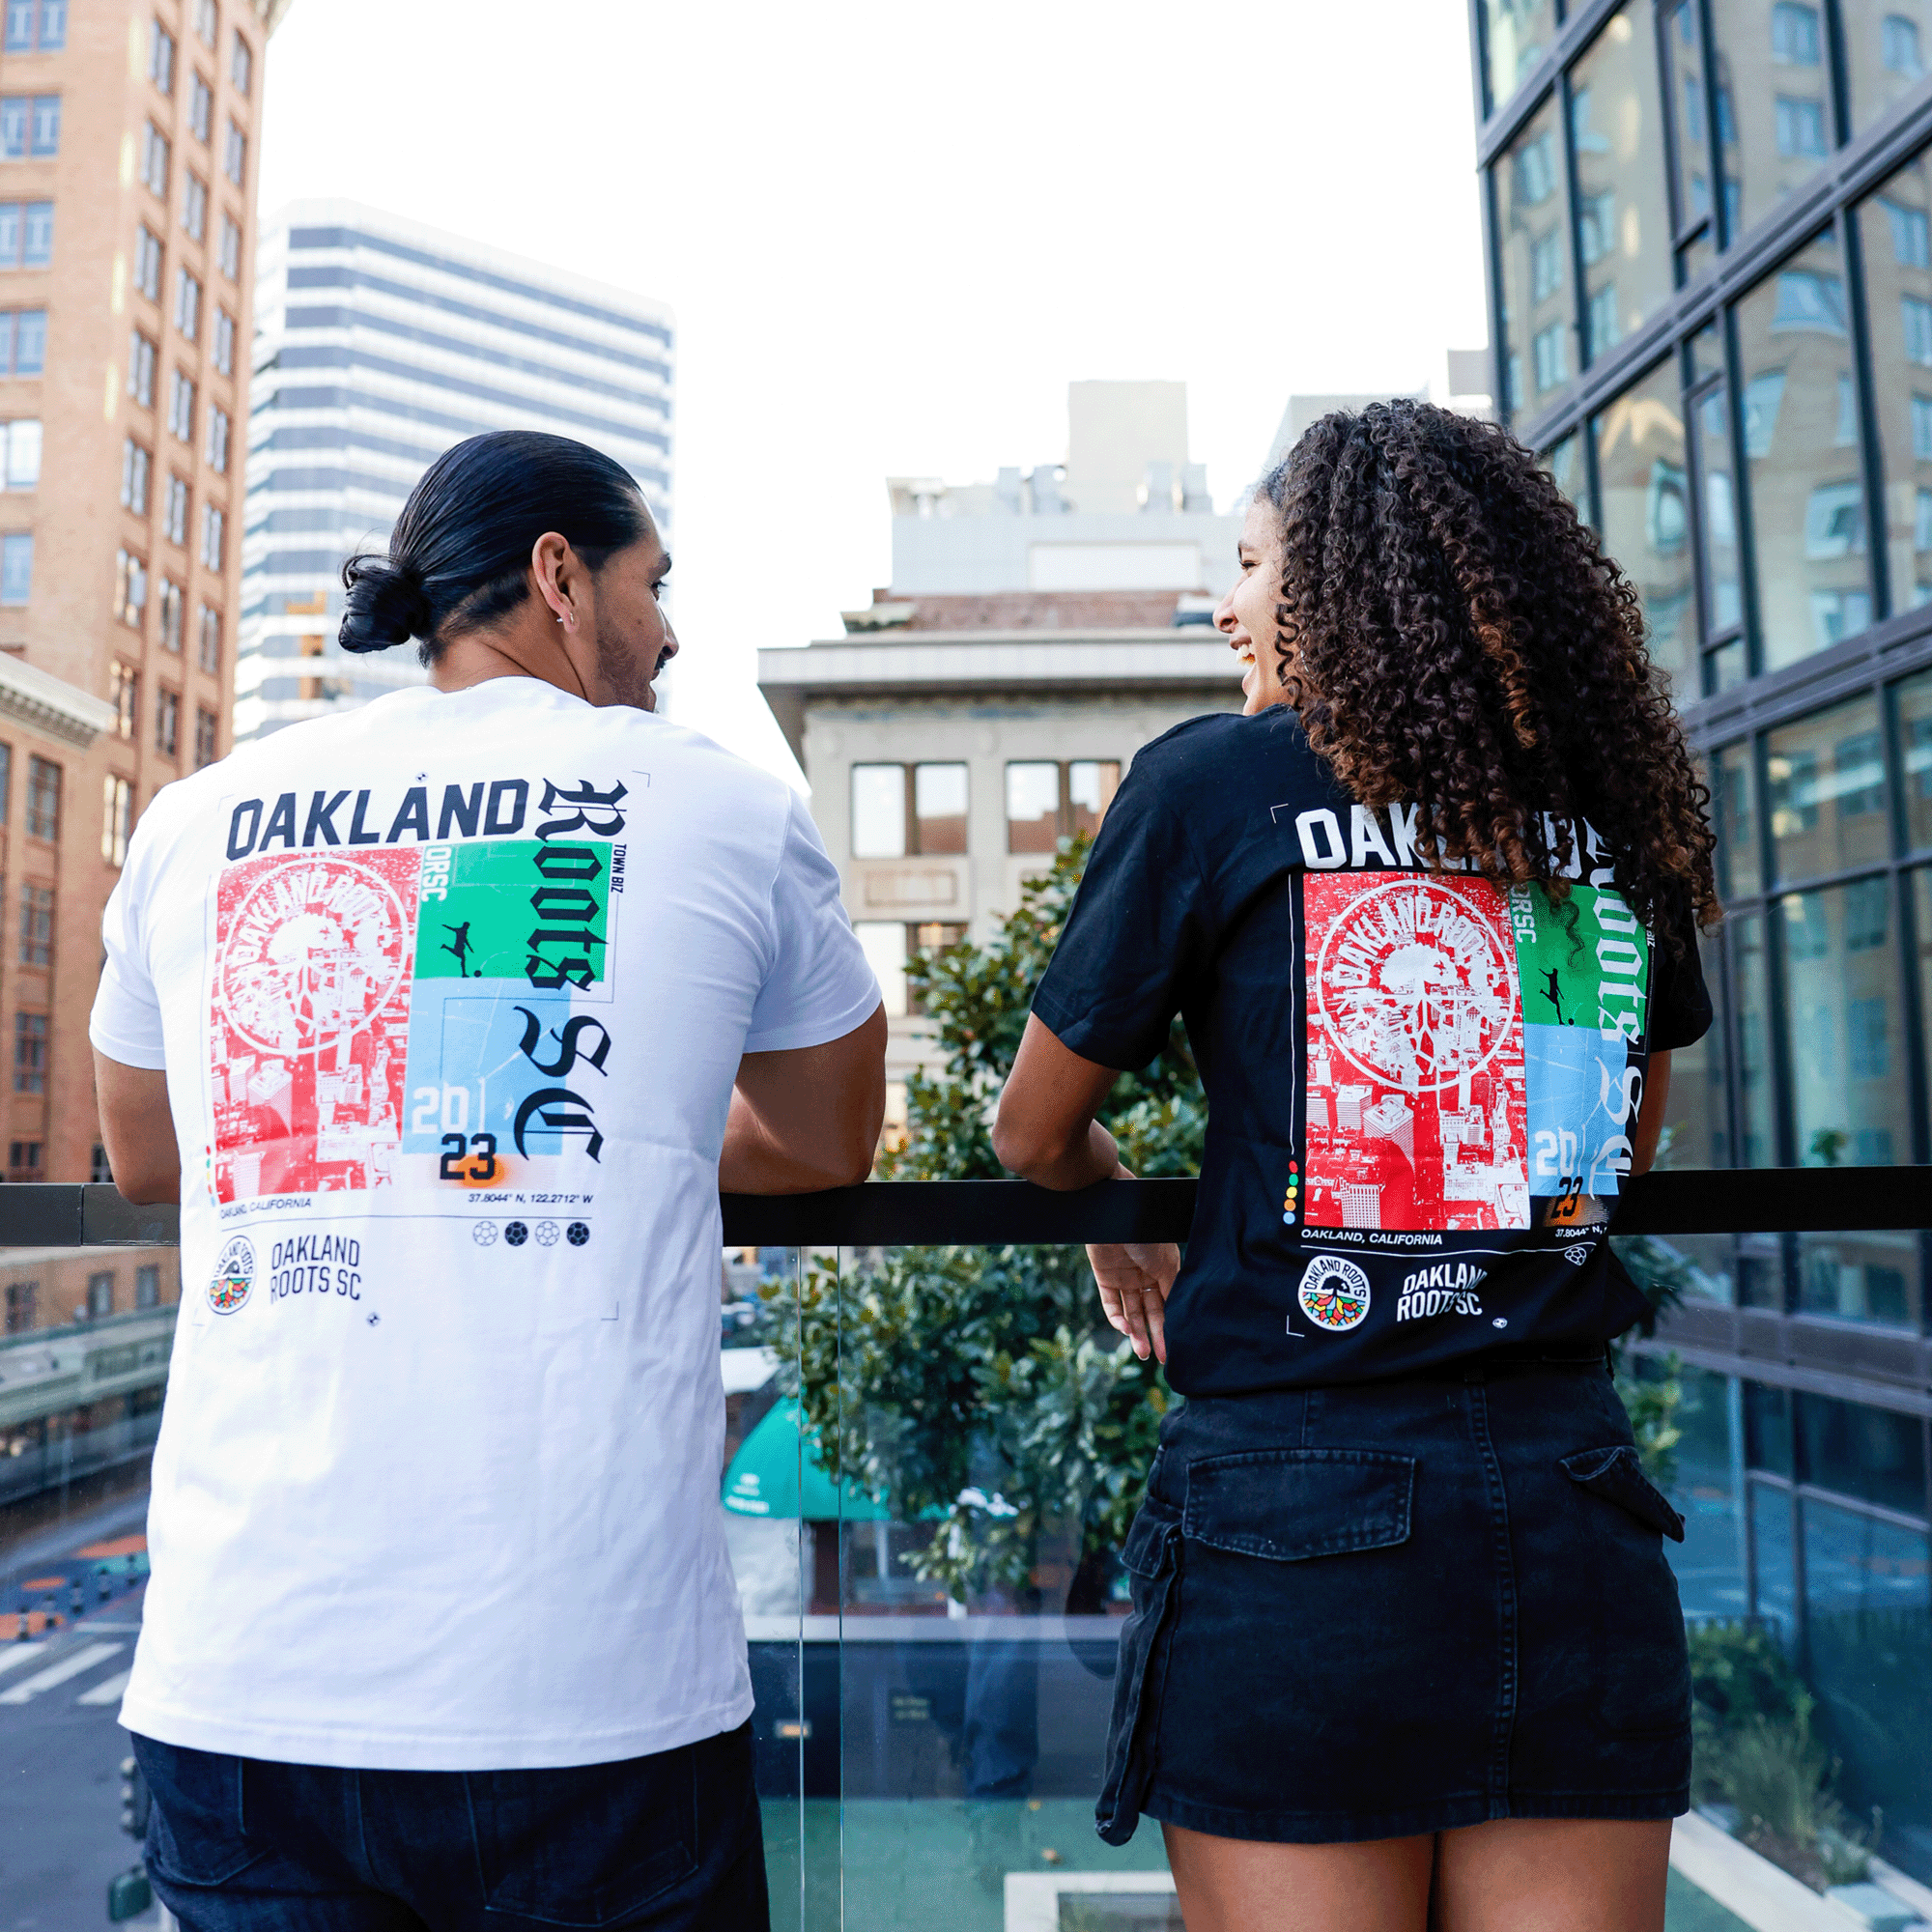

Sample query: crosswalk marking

[77,1667,131,1707]
[0,1645,49,1681]
[0,1641,124,1705]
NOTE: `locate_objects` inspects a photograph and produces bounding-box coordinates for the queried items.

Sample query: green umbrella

[722,1398,891,1522]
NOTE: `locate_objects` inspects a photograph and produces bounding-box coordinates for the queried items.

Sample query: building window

[0,199,53,269]
[912,763,967,853]
[139,120,169,197]
[1776,95,1829,159]
[1067,760,1122,838]
[194,703,217,767]
[101,773,131,866]
[851,764,906,858]
[173,267,200,342]
[4,1279,35,1332]
[193,0,215,47]
[206,403,228,472]
[0,94,59,158]
[1885,196,1931,268]
[222,118,244,186]
[166,368,194,441]
[849,762,970,858]
[17,881,49,967]
[230,29,250,93]
[853,921,908,1017]
[211,306,234,374]
[7,1144,41,1185]
[196,603,220,673]
[114,547,147,627]
[1774,268,1849,332]
[1532,321,1569,393]
[0,742,11,824]
[161,474,186,545]
[1,413,39,488]
[1,306,45,376]
[217,212,240,280]
[1006,762,1062,852]
[119,439,150,515]
[1771,1,1822,64]
[1530,227,1564,302]
[13,1010,44,1092]
[4,0,63,51]
[127,329,156,407]
[0,529,29,605]
[1884,14,1923,76]
[86,1271,112,1320]
[156,686,178,756]
[135,1264,159,1309]
[181,171,206,242]
[90,1143,110,1180]
[200,501,223,569]
[110,662,136,738]
[188,71,213,144]
[132,224,161,302]
[148,17,174,91]
[24,753,55,838]
[157,576,182,651]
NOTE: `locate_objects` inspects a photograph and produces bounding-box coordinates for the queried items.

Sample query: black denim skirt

[1095,1350,1691,1847]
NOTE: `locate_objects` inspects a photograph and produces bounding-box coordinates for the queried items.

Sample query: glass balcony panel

[1843,0,1932,135]
[1916,868,1932,1112]
[1855,149,1932,624]
[1748,1475,1798,1640]
[1797,1390,1929,1515]
[1691,384,1745,637]
[1776,880,1910,1166]
[1735,227,1874,671]
[1731,907,1776,1164]
[1481,0,1559,115]
[1663,1366,1750,1617]
[1494,96,1574,420]
[1801,1495,1932,1865]
[1594,359,1696,693]
[1766,694,1888,881]
[1796,1230,1922,1328]
[1901,669,1932,852]
[1746,1379,1794,1470]
[1572,3,1676,361]
[1708,0,1836,243]
[1654,930,1733,1166]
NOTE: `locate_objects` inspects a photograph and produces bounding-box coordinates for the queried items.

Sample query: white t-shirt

[89,678,878,1770]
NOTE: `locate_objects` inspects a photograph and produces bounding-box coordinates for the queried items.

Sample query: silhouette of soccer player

[442,923,480,977]
[1541,967,1568,1025]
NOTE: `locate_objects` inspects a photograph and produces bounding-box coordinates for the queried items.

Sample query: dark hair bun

[339,554,433,654]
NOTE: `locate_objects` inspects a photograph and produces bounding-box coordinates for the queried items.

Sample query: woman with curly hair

[993,399,1719,1931]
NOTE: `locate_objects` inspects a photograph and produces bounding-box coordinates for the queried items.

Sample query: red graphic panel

[1303,873,1530,1232]
[210,850,420,1203]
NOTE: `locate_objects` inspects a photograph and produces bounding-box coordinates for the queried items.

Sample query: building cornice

[756,632,1241,762]
[0,657,118,750]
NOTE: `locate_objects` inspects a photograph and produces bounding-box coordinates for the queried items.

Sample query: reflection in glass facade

[1708,0,1837,239]
[1861,151,1932,612]
[1482,0,1561,112]
[1496,98,1573,416]
[1845,0,1932,131]
[1595,360,1696,688]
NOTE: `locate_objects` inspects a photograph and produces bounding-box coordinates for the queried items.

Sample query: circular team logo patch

[1298,1254,1372,1332]
[209,1236,254,1315]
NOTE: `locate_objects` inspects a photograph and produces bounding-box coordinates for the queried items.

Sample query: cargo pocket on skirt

[1094,1496,1181,1845]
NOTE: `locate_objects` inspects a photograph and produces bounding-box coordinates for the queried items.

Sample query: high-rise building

[237,201,674,742]
[759,382,1247,1128]
[0,0,286,1184]
[1470,0,1932,1873]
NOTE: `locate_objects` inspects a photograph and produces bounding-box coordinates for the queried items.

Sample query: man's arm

[721,1004,888,1193]
[93,1050,180,1206]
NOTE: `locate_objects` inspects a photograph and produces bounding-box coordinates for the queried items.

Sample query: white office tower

[236,201,673,741]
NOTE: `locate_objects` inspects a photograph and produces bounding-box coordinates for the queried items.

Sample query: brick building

[0,0,288,1185]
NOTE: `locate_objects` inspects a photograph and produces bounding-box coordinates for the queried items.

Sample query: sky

[256,0,1491,786]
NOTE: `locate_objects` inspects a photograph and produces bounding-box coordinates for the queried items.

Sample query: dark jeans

[132,1721,769,1931]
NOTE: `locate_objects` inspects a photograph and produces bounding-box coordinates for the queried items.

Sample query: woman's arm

[1630,1049,1672,1178]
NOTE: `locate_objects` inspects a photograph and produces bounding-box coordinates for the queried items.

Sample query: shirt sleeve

[744,788,883,1053]
[1648,901,1715,1053]
[89,825,168,1070]
[1031,765,1210,1071]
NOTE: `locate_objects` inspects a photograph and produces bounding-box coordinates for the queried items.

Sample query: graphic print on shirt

[1302,872,1649,1234]
[210,781,624,1208]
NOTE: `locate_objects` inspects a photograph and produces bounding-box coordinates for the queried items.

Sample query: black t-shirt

[1031,708,1712,1395]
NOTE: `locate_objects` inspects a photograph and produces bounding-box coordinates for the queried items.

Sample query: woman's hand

[1087,1241,1179,1366]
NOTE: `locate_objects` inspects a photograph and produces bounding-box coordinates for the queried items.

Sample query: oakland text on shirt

[1273,798,1621,892]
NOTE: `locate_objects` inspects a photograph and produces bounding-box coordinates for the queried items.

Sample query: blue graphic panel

[1522,1023,1634,1197]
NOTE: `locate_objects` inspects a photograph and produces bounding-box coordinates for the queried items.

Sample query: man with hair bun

[90,432,884,1929]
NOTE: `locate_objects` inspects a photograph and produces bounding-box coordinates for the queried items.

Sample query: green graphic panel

[1506,883,1649,1033]
[413,838,611,987]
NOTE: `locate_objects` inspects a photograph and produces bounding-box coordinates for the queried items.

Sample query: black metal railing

[1,1167,1925,1249]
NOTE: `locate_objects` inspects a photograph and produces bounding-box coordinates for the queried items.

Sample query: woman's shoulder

[1127,705,1321,799]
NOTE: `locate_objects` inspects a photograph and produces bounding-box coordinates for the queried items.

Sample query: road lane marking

[0,1646,49,1680]
[0,1641,124,1704]
[77,1668,131,1706]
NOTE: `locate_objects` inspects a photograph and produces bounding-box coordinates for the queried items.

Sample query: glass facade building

[1473,0,1932,1878]
[236,200,673,742]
